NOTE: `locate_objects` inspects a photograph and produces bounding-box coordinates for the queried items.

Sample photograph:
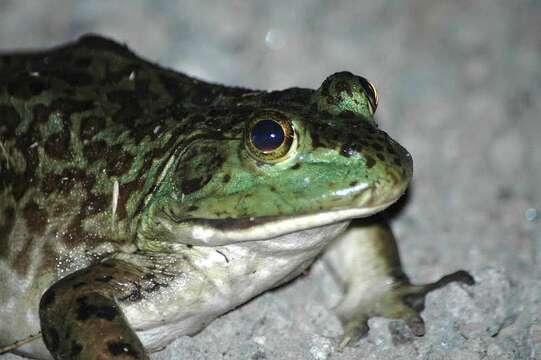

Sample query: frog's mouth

[158,186,404,246]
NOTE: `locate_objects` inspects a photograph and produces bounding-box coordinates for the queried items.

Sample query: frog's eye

[251,119,285,151]
[245,112,296,163]
[358,77,379,113]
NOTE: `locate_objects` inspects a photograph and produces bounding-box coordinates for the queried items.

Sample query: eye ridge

[358,76,379,113]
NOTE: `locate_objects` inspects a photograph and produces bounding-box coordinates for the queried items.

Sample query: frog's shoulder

[62,34,195,86]
[0,33,205,104]
[0,34,135,76]
[71,33,140,59]
[0,35,190,278]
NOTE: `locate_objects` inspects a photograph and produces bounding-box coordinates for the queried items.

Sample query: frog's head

[141,72,412,247]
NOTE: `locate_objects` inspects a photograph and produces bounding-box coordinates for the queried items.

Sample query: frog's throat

[157,193,403,246]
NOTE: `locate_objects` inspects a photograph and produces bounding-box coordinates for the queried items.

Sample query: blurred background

[1,1,540,359]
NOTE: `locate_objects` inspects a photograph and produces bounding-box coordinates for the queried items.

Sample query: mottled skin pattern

[0,35,473,359]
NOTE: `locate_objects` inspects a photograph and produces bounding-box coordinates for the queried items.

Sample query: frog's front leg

[39,259,150,360]
[324,220,474,348]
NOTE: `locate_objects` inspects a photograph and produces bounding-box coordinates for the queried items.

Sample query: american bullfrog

[0,35,473,359]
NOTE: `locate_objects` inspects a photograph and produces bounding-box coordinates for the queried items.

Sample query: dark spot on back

[5,127,40,200]
[350,181,358,187]
[63,215,84,247]
[365,155,375,168]
[83,140,108,163]
[0,105,21,137]
[107,90,142,127]
[180,177,207,194]
[23,202,48,235]
[28,78,50,96]
[7,73,35,100]
[312,132,322,149]
[80,116,105,140]
[338,110,355,118]
[387,145,397,155]
[0,207,16,253]
[44,129,71,160]
[191,85,215,106]
[70,341,83,357]
[106,147,134,177]
[43,68,94,87]
[188,114,207,128]
[73,56,92,68]
[222,174,231,183]
[41,168,92,194]
[81,193,108,217]
[48,98,95,119]
[12,237,32,276]
[159,73,189,99]
[38,243,57,273]
[116,177,144,220]
[291,163,301,170]
[187,205,198,211]
[372,142,383,151]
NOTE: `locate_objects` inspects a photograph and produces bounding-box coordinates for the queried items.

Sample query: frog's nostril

[340,143,358,157]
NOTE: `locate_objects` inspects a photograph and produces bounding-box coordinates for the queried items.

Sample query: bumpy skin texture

[0,35,472,359]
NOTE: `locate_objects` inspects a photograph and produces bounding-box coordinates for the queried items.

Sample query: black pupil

[250,119,285,152]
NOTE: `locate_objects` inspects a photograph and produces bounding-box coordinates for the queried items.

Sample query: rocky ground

[1,1,540,359]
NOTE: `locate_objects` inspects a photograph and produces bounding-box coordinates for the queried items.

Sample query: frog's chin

[159,192,403,246]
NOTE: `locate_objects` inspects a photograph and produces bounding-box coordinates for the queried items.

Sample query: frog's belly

[124,221,350,352]
[2,221,349,358]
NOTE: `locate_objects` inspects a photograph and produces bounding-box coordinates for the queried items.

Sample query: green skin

[0,35,473,359]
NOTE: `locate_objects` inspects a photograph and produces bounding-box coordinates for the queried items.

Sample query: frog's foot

[39,260,150,359]
[337,270,474,349]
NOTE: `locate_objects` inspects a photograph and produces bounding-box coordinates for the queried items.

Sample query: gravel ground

[1,1,540,359]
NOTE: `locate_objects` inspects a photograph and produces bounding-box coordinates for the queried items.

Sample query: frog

[0,34,474,359]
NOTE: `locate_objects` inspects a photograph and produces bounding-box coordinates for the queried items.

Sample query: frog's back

[0,35,258,357]
[0,36,246,342]
[1,36,159,276]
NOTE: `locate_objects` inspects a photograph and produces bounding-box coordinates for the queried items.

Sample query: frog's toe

[435,270,475,287]
[394,303,425,336]
[337,297,424,350]
[338,313,369,350]
[401,270,475,310]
